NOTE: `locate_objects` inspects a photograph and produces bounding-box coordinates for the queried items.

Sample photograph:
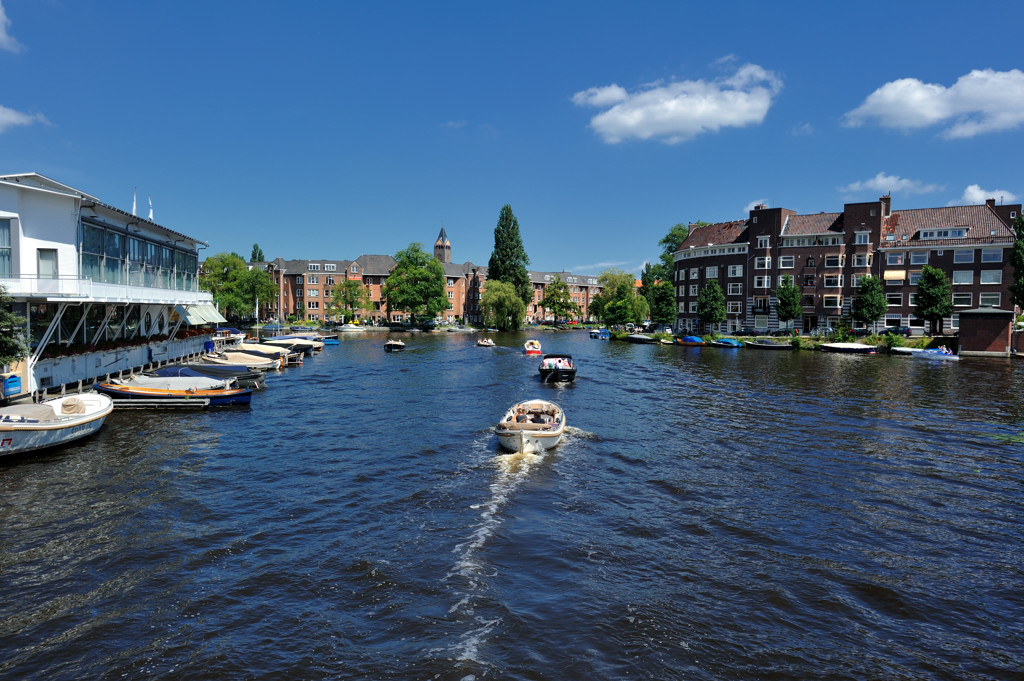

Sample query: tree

[648,281,676,325]
[1008,216,1024,311]
[251,243,265,262]
[591,269,648,326]
[851,275,887,332]
[383,243,447,324]
[201,252,248,311]
[486,204,532,306]
[0,285,28,367]
[915,264,953,334]
[327,278,370,323]
[233,267,278,321]
[653,222,697,281]
[696,279,726,333]
[481,280,527,331]
[539,274,580,322]
[775,274,803,331]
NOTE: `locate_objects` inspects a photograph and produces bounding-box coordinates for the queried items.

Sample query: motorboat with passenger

[495,399,565,454]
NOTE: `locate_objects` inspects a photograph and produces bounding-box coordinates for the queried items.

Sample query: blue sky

[2,1,1023,276]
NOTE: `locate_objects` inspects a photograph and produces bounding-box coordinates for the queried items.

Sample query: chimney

[880,194,891,217]
[986,198,996,207]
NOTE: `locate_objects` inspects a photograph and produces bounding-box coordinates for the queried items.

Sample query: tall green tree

[539,274,581,322]
[775,274,802,331]
[481,280,527,331]
[697,279,726,333]
[591,269,648,326]
[201,252,248,312]
[851,275,887,332]
[1008,215,1024,311]
[251,243,265,262]
[328,278,371,322]
[234,267,279,321]
[653,222,697,281]
[486,204,532,306]
[915,264,953,334]
[0,285,28,367]
[383,243,447,324]
[648,281,677,325]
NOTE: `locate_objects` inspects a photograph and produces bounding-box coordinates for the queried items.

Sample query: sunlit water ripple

[2,332,1022,680]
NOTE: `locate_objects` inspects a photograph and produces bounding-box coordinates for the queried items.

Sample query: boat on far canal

[524,339,542,355]
[745,339,794,350]
[384,339,406,352]
[0,393,114,456]
[476,337,495,347]
[675,335,706,346]
[709,338,744,348]
[538,354,576,383]
[820,342,877,354]
[495,399,565,454]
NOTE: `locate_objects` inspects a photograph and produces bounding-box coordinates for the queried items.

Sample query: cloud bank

[572,63,782,144]
[839,172,944,196]
[843,69,1024,139]
[955,184,1019,205]
[0,105,48,133]
[0,1,24,53]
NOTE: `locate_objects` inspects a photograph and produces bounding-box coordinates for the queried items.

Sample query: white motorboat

[1,393,114,457]
[495,399,566,454]
[384,339,406,352]
[477,338,495,347]
[914,348,960,361]
[109,374,231,391]
[203,351,282,370]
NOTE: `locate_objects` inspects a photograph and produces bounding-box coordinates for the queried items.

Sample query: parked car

[771,327,798,336]
[735,326,758,336]
[851,327,874,337]
[885,325,913,337]
[807,326,836,337]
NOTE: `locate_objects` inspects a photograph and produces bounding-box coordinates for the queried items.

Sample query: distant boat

[675,336,705,346]
[384,339,406,352]
[495,399,566,454]
[821,342,877,354]
[524,339,542,355]
[708,338,744,348]
[590,328,610,339]
[539,354,576,383]
[626,334,658,344]
[0,393,113,457]
[477,338,495,347]
[745,339,793,350]
[339,323,365,332]
[914,348,959,361]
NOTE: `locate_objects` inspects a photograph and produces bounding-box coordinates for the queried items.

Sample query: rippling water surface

[2,332,1023,680]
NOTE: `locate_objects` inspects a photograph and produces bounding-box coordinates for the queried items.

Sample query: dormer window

[920,228,967,239]
[351,264,359,273]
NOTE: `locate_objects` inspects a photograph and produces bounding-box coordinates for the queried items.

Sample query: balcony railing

[0,275,210,305]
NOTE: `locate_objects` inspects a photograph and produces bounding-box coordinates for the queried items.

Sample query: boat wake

[443,441,547,664]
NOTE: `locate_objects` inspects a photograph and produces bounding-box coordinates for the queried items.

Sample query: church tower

[434,226,451,263]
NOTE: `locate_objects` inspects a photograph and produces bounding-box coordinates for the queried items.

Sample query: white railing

[0,275,211,305]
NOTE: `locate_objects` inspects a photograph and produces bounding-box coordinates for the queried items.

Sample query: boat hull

[820,342,877,354]
[94,383,253,406]
[495,399,565,453]
[914,349,959,361]
[745,341,793,350]
[1,394,113,456]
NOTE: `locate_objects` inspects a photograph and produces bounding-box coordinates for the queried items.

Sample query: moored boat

[626,334,658,344]
[538,354,576,383]
[820,342,877,354]
[149,365,266,390]
[914,348,959,361]
[524,339,542,355]
[745,339,794,350]
[675,335,706,346]
[202,351,282,370]
[494,399,566,454]
[339,323,365,332]
[0,393,114,457]
[709,338,744,348]
[384,339,406,352]
[94,379,253,407]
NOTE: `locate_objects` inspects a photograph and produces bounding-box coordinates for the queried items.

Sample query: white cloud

[955,184,1019,205]
[572,62,782,144]
[571,259,632,273]
[788,122,814,136]
[0,105,48,133]
[839,172,943,195]
[744,199,769,212]
[0,1,24,53]
[843,69,1024,139]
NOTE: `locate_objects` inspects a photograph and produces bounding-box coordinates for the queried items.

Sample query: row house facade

[528,271,602,323]
[674,195,1021,334]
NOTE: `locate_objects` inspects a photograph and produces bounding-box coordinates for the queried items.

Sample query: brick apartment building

[674,195,1021,334]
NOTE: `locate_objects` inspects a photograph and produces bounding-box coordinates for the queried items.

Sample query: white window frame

[823,295,842,308]
[952,292,972,307]
[728,264,743,277]
[980,270,1002,284]
[953,250,974,264]
[690,267,698,280]
[886,253,904,266]
[757,236,770,249]
[981,248,1002,263]
[824,274,842,288]
[727,301,742,314]
[705,266,719,278]
[910,251,928,265]
[754,256,770,270]
[979,292,1001,307]
[952,271,972,285]
[778,255,794,269]
[727,283,742,295]
[885,293,902,306]
[754,275,770,288]
[689,285,698,296]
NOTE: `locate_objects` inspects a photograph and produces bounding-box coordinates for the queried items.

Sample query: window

[705,266,718,278]
[908,293,917,306]
[823,295,842,308]
[953,250,974,263]
[727,283,742,295]
[886,253,904,266]
[689,302,698,313]
[351,264,359,273]
[952,292,972,306]
[689,285,698,296]
[37,249,58,279]
[980,270,1002,284]
[325,263,336,271]
[295,275,303,284]
[689,268,698,279]
[307,301,319,309]
[910,251,928,265]
[727,301,742,314]
[757,236,770,249]
[778,256,794,269]
[307,275,319,284]
[777,275,792,287]
[754,257,770,269]
[0,219,10,277]
[754,315,768,329]
[295,288,303,297]
[886,293,902,306]
[448,278,457,286]
[920,228,967,239]
[852,254,870,267]
[753,297,770,312]
[952,270,972,284]
[447,291,454,299]
[307,288,319,297]
[824,274,842,287]
[824,255,843,268]
[979,292,1001,307]
[308,263,321,271]
[326,276,335,285]
[728,264,743,277]
[855,232,870,245]
[981,248,1002,263]
[908,271,921,285]
[851,274,863,288]
[754,276,770,288]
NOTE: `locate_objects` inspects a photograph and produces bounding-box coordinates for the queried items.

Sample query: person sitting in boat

[939,345,951,355]
[516,407,528,423]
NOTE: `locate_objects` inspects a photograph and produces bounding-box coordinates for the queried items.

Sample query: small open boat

[495,399,565,454]
[626,334,658,344]
[1,393,114,457]
[384,339,406,352]
[709,338,743,348]
[675,336,706,346]
[148,365,266,390]
[539,354,576,383]
[477,338,495,347]
[204,350,283,370]
[745,339,793,350]
[94,376,253,407]
[524,339,542,355]
[914,348,959,361]
[589,328,610,340]
[821,342,877,354]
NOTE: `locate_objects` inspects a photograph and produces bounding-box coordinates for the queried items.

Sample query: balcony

[1,274,210,306]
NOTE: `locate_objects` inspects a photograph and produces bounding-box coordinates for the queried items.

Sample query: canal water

[1,332,1022,680]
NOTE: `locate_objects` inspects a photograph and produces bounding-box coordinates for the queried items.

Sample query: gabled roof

[442,261,485,278]
[677,219,749,249]
[783,212,843,236]
[352,254,397,275]
[883,204,1014,246]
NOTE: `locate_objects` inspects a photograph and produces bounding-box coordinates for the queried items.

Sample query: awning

[883,269,906,281]
[196,304,228,324]
[174,304,227,325]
